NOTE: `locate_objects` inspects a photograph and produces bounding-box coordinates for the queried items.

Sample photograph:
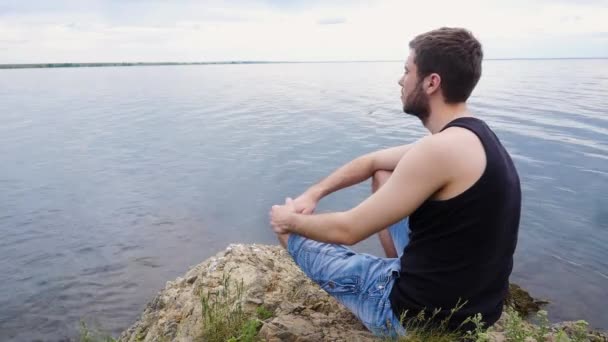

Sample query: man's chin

[403,109,429,124]
[403,107,418,117]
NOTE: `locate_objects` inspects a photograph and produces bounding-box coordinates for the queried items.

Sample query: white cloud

[0,0,607,63]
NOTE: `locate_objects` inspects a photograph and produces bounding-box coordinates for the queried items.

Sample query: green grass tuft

[256,306,274,321]
[389,299,468,342]
[79,321,117,342]
[200,273,271,342]
[380,304,593,342]
[200,273,247,341]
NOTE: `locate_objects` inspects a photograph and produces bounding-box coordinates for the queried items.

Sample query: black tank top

[389,117,521,331]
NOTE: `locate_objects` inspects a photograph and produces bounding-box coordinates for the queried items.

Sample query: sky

[0,0,607,63]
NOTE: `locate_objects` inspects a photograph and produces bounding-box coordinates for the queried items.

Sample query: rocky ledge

[118,244,606,342]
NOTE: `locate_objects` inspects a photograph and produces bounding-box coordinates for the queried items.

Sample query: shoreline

[2,58,607,70]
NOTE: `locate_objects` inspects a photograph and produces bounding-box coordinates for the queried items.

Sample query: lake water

[1,60,607,341]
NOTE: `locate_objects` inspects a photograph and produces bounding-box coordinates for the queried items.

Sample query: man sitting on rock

[269,27,521,337]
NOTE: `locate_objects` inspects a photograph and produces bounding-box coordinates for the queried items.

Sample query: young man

[270,27,521,336]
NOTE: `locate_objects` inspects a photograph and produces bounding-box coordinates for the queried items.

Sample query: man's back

[389,117,521,330]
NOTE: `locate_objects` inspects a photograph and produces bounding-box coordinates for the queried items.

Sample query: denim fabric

[287,218,410,337]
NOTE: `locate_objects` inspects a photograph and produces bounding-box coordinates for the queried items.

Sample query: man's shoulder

[411,128,477,156]
[406,127,485,175]
[401,134,456,172]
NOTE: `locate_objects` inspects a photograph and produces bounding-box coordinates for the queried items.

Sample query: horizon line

[1,57,607,70]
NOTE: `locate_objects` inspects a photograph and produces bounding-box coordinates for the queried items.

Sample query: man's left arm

[271,136,451,245]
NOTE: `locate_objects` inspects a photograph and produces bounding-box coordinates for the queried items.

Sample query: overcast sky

[1,0,607,63]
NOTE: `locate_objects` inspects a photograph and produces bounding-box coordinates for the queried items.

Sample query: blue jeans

[287,218,410,337]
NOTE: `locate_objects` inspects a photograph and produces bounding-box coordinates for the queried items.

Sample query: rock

[118,244,375,342]
[119,244,607,342]
[505,283,548,317]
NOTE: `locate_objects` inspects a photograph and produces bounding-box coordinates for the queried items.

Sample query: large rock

[119,244,375,342]
[119,244,607,342]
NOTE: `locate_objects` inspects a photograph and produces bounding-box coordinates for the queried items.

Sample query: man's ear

[426,73,441,95]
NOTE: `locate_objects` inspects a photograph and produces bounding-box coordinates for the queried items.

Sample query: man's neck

[424,102,471,134]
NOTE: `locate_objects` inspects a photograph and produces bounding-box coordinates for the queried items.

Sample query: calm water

[0,60,607,341]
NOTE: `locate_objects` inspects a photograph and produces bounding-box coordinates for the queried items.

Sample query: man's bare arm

[293,144,412,213]
[272,137,449,245]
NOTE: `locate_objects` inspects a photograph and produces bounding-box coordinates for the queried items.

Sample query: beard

[403,80,430,123]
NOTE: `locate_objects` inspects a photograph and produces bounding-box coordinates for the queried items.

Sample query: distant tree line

[0,61,276,69]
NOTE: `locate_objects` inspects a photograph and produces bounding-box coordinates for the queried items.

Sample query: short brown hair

[409,27,483,103]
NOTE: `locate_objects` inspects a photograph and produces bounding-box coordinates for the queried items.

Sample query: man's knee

[372,170,393,193]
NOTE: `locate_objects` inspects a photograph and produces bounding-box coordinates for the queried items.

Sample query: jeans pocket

[320,275,360,295]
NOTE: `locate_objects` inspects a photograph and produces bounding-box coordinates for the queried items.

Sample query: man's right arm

[293,144,412,214]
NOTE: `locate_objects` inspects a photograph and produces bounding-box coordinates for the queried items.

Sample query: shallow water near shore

[0,60,607,340]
